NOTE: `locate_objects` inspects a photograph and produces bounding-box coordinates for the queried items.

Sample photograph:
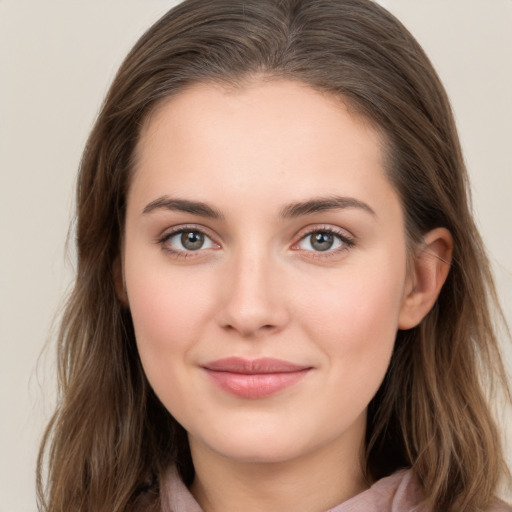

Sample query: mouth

[201,357,312,399]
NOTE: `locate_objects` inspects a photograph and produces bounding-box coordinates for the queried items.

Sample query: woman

[37,0,511,511]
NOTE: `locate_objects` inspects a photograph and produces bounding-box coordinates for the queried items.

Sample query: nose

[216,249,290,338]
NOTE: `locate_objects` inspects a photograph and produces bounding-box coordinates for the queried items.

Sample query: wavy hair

[38,1,511,510]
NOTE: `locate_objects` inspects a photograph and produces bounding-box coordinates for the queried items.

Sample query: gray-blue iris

[181,231,204,250]
[311,232,334,251]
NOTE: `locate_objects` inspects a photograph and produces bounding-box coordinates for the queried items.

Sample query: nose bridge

[219,243,288,337]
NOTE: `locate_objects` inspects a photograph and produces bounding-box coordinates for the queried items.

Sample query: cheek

[124,258,222,423]
[124,254,217,370]
[299,250,407,374]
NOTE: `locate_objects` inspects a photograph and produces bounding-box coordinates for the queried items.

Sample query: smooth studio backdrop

[1,1,511,510]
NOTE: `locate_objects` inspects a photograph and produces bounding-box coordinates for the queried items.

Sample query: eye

[161,229,217,253]
[296,229,353,253]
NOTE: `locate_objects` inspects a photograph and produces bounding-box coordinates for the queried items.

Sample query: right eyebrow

[142,196,224,219]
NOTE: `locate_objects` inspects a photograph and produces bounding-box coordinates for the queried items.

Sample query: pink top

[160,467,511,512]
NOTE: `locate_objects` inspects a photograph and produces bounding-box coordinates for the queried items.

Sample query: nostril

[221,322,279,338]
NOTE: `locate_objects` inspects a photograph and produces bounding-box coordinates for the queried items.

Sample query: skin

[121,80,452,512]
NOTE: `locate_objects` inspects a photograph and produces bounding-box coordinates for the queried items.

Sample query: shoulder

[328,469,425,511]
[486,498,512,512]
[370,471,512,512]
[330,470,512,512]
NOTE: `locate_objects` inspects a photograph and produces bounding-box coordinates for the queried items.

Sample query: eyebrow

[142,195,375,219]
[280,196,375,218]
[142,196,224,219]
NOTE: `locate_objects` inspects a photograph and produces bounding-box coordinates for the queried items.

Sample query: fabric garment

[160,466,511,512]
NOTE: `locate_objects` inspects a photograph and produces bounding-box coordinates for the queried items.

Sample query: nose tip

[216,257,289,338]
[220,293,288,338]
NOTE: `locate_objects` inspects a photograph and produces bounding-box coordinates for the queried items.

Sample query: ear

[398,227,453,330]
[113,256,129,307]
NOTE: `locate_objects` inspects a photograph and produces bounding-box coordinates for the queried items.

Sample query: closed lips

[202,357,312,399]
[202,357,311,374]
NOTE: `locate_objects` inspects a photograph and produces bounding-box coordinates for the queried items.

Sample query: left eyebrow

[280,196,376,218]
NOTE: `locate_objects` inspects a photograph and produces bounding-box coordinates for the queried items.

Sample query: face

[122,80,411,466]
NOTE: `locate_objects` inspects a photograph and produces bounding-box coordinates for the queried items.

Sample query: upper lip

[202,357,311,374]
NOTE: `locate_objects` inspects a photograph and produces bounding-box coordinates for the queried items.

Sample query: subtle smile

[202,357,312,399]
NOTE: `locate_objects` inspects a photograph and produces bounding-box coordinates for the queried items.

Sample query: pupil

[311,232,333,251]
[181,231,204,250]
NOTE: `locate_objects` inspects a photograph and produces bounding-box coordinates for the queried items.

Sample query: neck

[189,417,368,512]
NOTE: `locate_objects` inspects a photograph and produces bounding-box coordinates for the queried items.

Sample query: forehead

[138,79,381,150]
[129,79,398,221]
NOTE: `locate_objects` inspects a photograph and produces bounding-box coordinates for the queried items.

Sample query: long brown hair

[37,1,511,510]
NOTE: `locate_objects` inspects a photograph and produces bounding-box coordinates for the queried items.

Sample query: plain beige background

[0,1,510,510]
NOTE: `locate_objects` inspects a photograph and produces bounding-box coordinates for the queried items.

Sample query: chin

[191,429,313,465]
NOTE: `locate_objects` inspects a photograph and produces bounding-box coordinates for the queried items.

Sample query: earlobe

[398,227,453,330]
[113,256,129,307]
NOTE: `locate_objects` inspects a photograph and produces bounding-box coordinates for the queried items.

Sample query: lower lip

[204,369,310,399]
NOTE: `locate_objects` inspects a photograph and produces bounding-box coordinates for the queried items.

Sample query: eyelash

[157,225,355,258]
[158,225,219,258]
[292,226,355,258]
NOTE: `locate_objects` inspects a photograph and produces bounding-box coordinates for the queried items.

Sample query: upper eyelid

[293,224,355,242]
[158,224,218,241]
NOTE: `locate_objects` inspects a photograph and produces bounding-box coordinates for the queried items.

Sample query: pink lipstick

[202,357,311,399]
